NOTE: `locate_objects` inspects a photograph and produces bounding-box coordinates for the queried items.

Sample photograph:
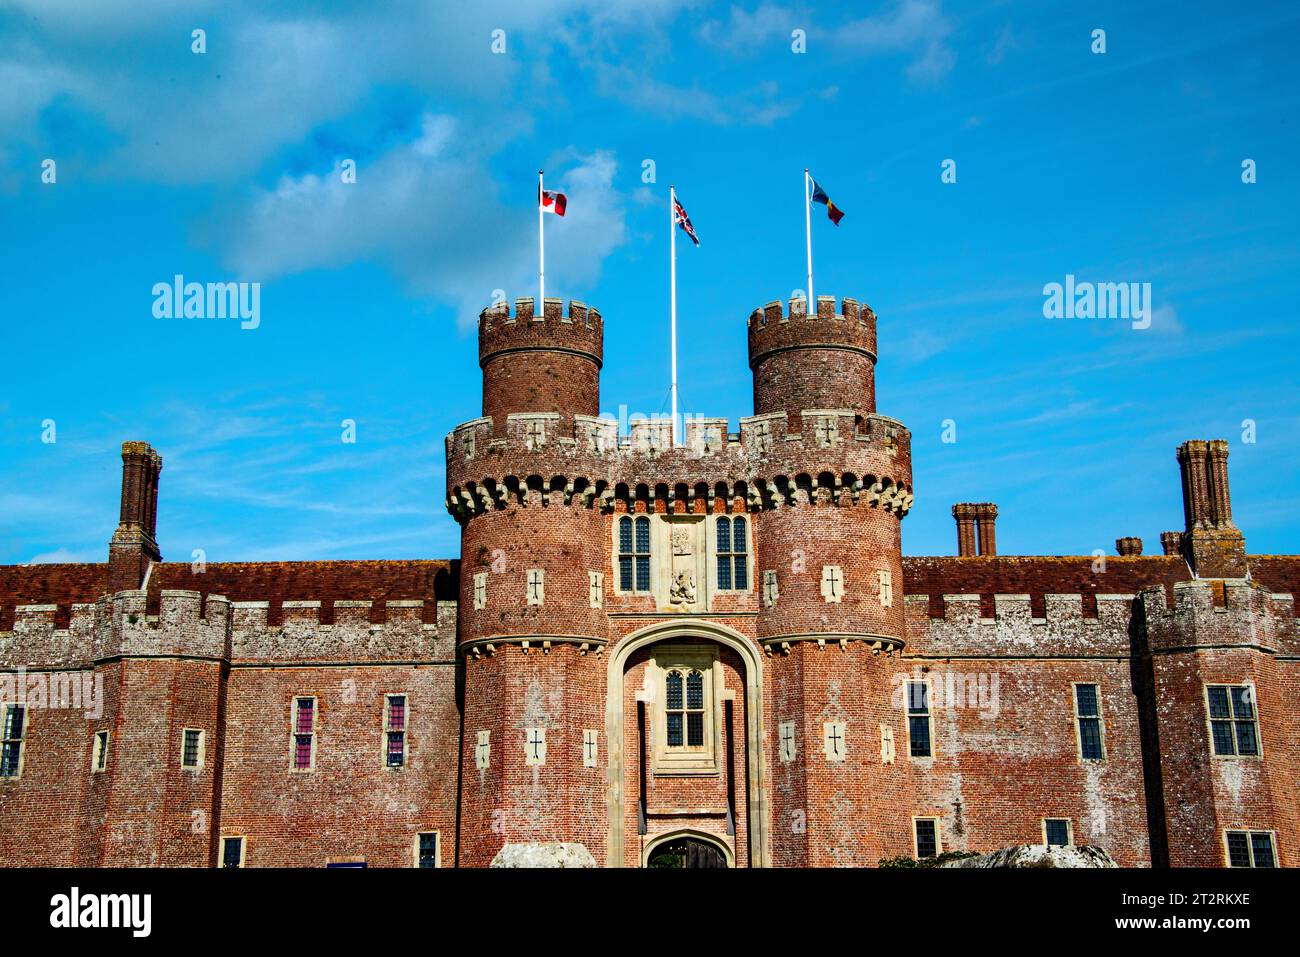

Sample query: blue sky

[1,0,1297,565]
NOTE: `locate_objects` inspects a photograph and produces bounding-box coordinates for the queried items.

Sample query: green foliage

[878,850,979,869]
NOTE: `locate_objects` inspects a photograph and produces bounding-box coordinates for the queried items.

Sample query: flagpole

[804,168,814,313]
[538,170,546,307]
[670,185,679,448]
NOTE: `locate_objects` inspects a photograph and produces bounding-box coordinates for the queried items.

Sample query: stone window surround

[382,692,409,770]
[650,643,722,776]
[610,512,751,609]
[0,703,27,780]
[220,835,247,868]
[1072,681,1107,763]
[414,831,441,868]
[1222,828,1277,868]
[913,816,943,859]
[91,729,110,774]
[180,727,205,771]
[1042,817,1074,846]
[290,696,318,773]
[905,679,933,761]
[1203,682,1263,760]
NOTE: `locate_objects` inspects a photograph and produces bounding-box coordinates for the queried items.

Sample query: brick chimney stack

[1175,439,1246,578]
[1160,531,1182,556]
[974,503,998,556]
[107,441,163,594]
[1116,536,1143,557]
[952,503,977,557]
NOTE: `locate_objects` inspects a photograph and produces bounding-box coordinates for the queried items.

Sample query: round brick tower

[479,295,602,428]
[747,295,915,866]
[448,296,611,867]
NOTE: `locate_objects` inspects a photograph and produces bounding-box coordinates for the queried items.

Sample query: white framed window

[291,696,317,771]
[221,836,246,868]
[415,832,440,869]
[0,704,26,779]
[91,730,110,773]
[1205,684,1260,757]
[714,516,749,591]
[913,817,941,859]
[1073,683,1106,761]
[1224,829,1276,868]
[617,515,652,592]
[181,728,205,770]
[1043,818,1073,847]
[384,694,408,768]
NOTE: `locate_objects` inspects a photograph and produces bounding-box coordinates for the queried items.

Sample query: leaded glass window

[716,516,748,591]
[1207,685,1260,756]
[618,515,652,592]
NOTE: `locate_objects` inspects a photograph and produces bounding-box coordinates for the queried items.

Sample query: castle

[1,293,1296,868]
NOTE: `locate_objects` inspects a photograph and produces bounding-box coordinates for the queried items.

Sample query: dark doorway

[647,837,728,868]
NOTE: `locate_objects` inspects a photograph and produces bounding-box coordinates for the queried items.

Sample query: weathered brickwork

[1,292,1296,868]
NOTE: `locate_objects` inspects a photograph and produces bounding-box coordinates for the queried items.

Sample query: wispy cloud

[833,0,955,84]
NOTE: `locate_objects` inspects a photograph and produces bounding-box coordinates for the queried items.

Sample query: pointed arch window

[618,515,652,592]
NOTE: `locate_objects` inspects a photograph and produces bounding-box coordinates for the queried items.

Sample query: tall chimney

[974,503,998,556]
[1175,439,1246,578]
[107,441,163,594]
[952,503,977,557]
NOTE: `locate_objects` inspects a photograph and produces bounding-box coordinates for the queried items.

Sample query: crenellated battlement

[747,296,877,366]
[0,590,460,669]
[903,591,1141,657]
[443,407,913,520]
[746,295,876,330]
[747,293,883,420]
[1140,578,1293,653]
[478,297,603,367]
[228,597,457,662]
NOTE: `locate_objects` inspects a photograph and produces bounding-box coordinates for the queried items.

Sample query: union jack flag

[673,195,700,246]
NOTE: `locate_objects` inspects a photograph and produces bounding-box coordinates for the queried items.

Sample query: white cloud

[220,115,628,327]
[696,3,797,53]
[833,0,955,84]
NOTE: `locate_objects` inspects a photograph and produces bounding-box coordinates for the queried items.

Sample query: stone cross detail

[779,721,796,763]
[763,570,779,607]
[527,569,544,605]
[817,418,837,446]
[823,722,846,761]
[525,420,545,448]
[821,565,844,603]
[473,572,487,610]
[588,571,603,608]
[525,728,546,766]
[475,730,490,770]
[583,730,598,767]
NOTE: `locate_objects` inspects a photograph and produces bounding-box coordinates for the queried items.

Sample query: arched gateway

[606,621,770,868]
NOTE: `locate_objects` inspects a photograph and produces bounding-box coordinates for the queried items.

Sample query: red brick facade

[1,294,1296,868]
